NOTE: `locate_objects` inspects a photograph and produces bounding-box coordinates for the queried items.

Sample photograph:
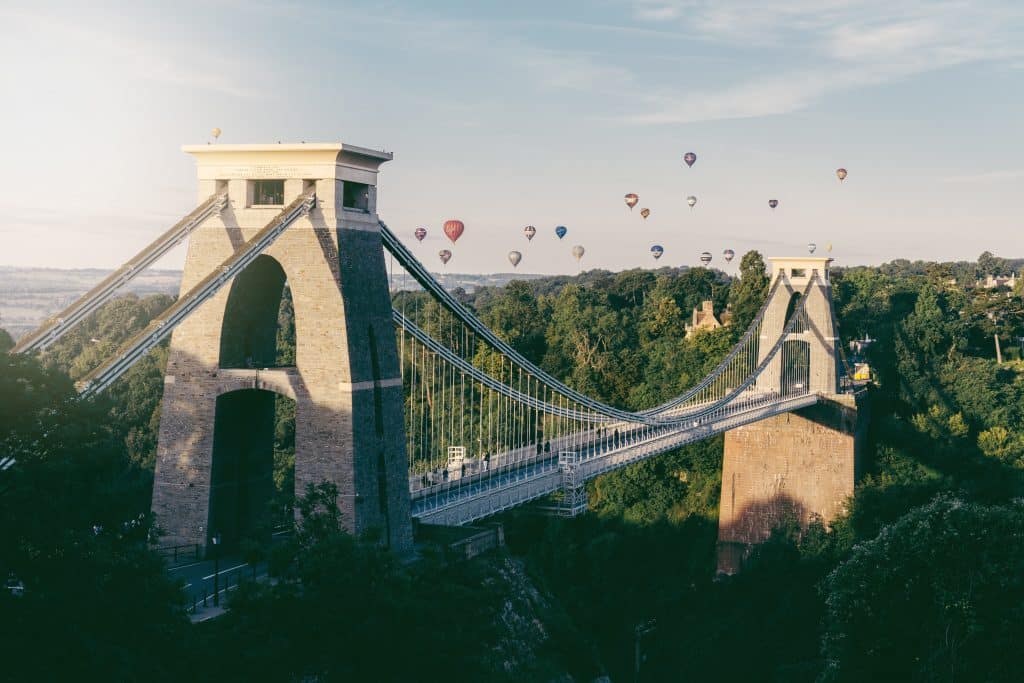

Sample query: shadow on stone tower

[151,143,412,555]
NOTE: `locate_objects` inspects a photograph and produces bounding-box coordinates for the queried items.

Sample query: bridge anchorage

[12,141,866,568]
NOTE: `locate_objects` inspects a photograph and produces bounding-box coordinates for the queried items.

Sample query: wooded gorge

[2,251,1024,681]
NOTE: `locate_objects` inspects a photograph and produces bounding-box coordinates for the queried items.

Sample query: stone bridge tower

[151,143,413,555]
[717,257,867,574]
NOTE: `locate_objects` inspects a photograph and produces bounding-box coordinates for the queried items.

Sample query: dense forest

[2,250,1024,681]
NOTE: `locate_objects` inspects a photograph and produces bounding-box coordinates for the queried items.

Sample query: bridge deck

[411,392,820,526]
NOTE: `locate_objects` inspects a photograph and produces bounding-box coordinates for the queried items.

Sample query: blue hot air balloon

[555,225,568,240]
[650,245,664,260]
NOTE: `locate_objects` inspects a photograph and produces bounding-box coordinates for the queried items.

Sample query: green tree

[728,250,769,331]
[821,496,1024,682]
[0,352,190,680]
[0,327,13,353]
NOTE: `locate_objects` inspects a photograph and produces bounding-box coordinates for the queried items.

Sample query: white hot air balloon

[807,242,817,254]
[687,195,697,210]
[211,127,222,141]
[508,250,522,268]
[572,245,585,262]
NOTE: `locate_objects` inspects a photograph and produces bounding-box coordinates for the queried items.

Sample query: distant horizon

[2,252,1022,278]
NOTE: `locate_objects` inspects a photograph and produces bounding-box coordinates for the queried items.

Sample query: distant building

[686,300,729,338]
[849,335,876,355]
[977,273,1018,290]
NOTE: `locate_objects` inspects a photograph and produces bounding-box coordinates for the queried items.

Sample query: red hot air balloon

[624,193,639,210]
[683,152,697,168]
[443,219,464,244]
[414,227,427,242]
[438,249,452,265]
[768,199,778,210]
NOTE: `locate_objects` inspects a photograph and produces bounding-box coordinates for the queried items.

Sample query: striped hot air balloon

[443,219,464,244]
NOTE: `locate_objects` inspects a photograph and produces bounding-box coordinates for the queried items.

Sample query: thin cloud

[623,0,1024,124]
[0,6,264,98]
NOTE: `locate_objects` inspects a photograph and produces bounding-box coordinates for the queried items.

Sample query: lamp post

[212,532,222,607]
[634,618,656,682]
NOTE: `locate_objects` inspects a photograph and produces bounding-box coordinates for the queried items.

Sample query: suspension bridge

[10,142,865,572]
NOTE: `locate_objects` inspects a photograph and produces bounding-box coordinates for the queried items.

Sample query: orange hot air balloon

[624,193,639,210]
[640,208,650,219]
[836,168,848,182]
[443,219,464,244]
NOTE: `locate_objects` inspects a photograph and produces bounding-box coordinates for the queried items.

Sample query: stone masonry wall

[152,168,412,556]
[716,393,866,574]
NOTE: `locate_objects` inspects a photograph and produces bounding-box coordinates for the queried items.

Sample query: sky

[0,0,1022,275]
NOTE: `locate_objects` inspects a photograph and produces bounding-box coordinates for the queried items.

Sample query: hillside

[0,266,560,341]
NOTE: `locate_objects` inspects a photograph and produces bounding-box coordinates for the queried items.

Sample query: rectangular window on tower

[251,180,285,206]
[342,181,370,212]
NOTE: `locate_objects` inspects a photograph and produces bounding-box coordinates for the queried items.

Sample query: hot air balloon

[768,199,778,210]
[443,219,464,244]
[212,127,221,140]
[723,249,735,263]
[624,193,639,210]
[555,225,568,240]
[640,208,650,219]
[836,168,847,182]
[508,251,522,268]
[807,242,817,254]
[523,225,536,241]
[683,152,697,168]
[650,245,664,260]
[572,245,585,262]
[700,251,712,265]
[687,195,697,209]
[826,243,833,253]
[414,227,427,242]
[438,249,452,265]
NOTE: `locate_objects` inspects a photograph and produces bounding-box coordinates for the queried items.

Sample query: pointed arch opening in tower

[783,291,808,334]
[219,254,296,369]
[208,389,295,551]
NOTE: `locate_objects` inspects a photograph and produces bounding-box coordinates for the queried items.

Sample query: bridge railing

[155,543,201,566]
